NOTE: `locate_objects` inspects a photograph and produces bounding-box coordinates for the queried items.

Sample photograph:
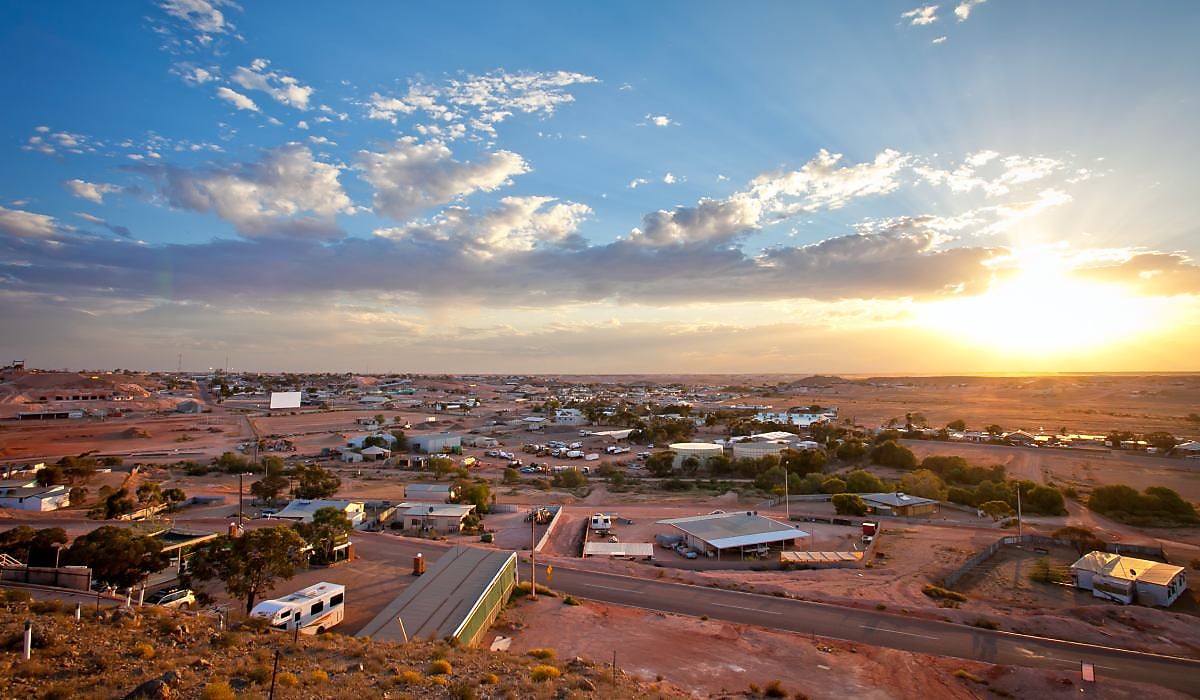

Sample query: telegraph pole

[530,511,537,600]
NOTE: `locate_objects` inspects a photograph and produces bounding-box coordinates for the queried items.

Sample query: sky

[1,0,1198,374]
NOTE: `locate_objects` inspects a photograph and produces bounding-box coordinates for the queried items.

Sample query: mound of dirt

[118,427,152,439]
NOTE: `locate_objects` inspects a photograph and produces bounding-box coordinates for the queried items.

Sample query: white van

[250,582,345,635]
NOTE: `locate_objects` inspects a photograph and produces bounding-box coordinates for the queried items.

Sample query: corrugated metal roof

[658,512,808,550]
[1070,551,1184,586]
[583,542,654,557]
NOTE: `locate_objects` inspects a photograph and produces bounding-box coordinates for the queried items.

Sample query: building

[340,450,364,464]
[409,432,462,454]
[394,503,476,534]
[553,408,586,425]
[346,432,399,449]
[731,439,790,460]
[272,499,366,526]
[358,548,516,646]
[583,542,654,560]
[0,480,70,511]
[668,442,724,469]
[174,399,203,414]
[860,492,939,517]
[657,511,808,560]
[1004,430,1038,446]
[403,483,458,502]
[1070,551,1188,607]
[463,436,499,448]
[359,446,391,461]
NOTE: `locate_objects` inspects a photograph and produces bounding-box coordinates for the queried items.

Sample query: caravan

[250,582,346,634]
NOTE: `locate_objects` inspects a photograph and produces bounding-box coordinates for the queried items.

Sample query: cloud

[156,0,238,48]
[628,178,649,189]
[954,0,986,21]
[915,151,1062,196]
[0,206,58,238]
[662,172,678,185]
[932,36,947,44]
[231,58,314,110]
[645,114,676,127]
[22,129,97,156]
[216,86,259,111]
[136,143,352,239]
[374,196,591,256]
[1073,253,1200,296]
[64,179,121,204]
[356,138,529,221]
[751,148,911,216]
[902,4,940,25]
[630,194,763,248]
[171,62,219,85]
[74,212,132,238]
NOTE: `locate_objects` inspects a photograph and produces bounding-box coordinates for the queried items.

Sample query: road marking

[580,583,640,594]
[1045,656,1117,671]
[860,625,939,640]
[713,602,777,614]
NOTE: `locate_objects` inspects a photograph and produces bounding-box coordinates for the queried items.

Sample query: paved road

[543,564,1200,695]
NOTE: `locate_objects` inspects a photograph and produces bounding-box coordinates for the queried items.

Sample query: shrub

[130,641,156,660]
[764,679,788,697]
[397,669,423,685]
[921,584,966,602]
[39,687,72,700]
[277,672,299,687]
[953,669,985,684]
[3,589,33,603]
[427,659,453,675]
[480,673,500,684]
[211,631,241,649]
[527,647,556,660]
[531,665,561,682]
[199,682,236,700]
[29,600,64,615]
[1029,557,1065,584]
[562,595,581,606]
[451,683,478,700]
[14,659,52,678]
[304,669,329,685]
[972,618,999,630]
[246,664,272,684]
[832,493,867,516]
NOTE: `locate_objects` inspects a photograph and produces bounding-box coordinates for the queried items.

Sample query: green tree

[899,469,947,500]
[609,471,627,489]
[1088,484,1142,515]
[136,482,163,504]
[832,493,868,516]
[67,526,167,588]
[391,430,409,451]
[845,470,885,493]
[458,481,493,514]
[985,424,1004,436]
[251,473,290,506]
[1053,526,1105,555]
[294,507,354,564]
[1024,485,1067,516]
[162,487,187,504]
[645,451,676,478]
[870,441,918,470]
[429,456,455,480]
[836,439,867,461]
[680,455,701,476]
[780,448,826,476]
[35,466,65,487]
[291,464,341,499]
[946,486,976,506]
[821,477,847,494]
[795,472,826,494]
[0,526,68,566]
[1143,432,1177,454]
[754,466,786,491]
[363,435,389,449]
[502,467,520,485]
[216,452,250,474]
[706,454,733,476]
[946,419,967,431]
[551,470,587,488]
[188,526,310,614]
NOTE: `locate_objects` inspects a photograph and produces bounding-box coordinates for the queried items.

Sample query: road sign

[546,565,553,581]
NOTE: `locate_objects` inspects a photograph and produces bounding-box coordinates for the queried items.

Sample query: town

[2,366,1198,698]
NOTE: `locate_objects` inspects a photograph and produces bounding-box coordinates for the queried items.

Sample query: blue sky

[1,1,1198,373]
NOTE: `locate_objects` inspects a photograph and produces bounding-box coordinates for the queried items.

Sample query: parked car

[146,588,196,610]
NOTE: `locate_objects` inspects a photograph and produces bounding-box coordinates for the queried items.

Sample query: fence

[490,503,520,514]
[939,534,1168,589]
[533,506,563,553]
[1,565,92,591]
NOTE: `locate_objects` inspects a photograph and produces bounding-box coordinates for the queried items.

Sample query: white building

[1070,551,1187,607]
[409,433,462,454]
[0,480,70,511]
[554,408,586,425]
[272,499,366,526]
[394,503,476,534]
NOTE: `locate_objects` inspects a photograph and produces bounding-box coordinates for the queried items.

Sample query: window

[310,601,323,615]
[330,593,344,607]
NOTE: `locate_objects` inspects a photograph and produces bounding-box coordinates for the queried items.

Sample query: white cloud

[751,148,911,215]
[916,151,1062,197]
[146,143,352,239]
[932,36,947,44]
[954,0,986,21]
[64,179,121,204]
[216,86,259,111]
[158,0,234,38]
[902,4,940,25]
[297,120,309,130]
[171,62,218,85]
[308,135,334,145]
[74,212,132,238]
[0,206,58,238]
[630,194,763,248]
[356,138,529,221]
[662,172,678,185]
[646,114,676,127]
[22,129,96,156]
[628,178,649,189]
[374,196,591,256]
[231,58,314,110]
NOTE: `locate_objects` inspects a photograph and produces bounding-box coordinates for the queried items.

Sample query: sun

[916,251,1170,357]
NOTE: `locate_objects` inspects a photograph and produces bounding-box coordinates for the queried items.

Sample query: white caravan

[250,581,345,634]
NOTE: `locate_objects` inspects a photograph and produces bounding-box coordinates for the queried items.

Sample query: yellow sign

[545,565,553,581]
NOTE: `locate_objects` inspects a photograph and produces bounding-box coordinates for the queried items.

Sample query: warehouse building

[358,548,517,646]
[668,442,724,469]
[1070,551,1188,607]
[393,503,476,534]
[860,492,939,517]
[409,432,462,454]
[658,511,808,560]
[403,483,458,502]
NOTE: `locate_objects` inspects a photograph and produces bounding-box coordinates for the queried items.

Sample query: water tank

[668,442,724,468]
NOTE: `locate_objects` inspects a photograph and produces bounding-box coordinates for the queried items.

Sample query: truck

[249,582,346,635]
[566,450,584,459]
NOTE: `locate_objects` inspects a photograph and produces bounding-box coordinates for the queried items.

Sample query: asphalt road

[542,564,1200,696]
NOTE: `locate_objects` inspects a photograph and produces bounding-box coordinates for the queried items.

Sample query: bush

[480,673,500,684]
[246,664,272,684]
[304,669,329,685]
[130,641,156,660]
[427,659,453,675]
[4,589,33,604]
[480,532,494,543]
[531,665,561,682]
[562,595,581,606]
[870,440,918,470]
[1029,557,1065,584]
[764,679,788,697]
[199,683,236,700]
[953,669,985,684]
[29,599,64,615]
[397,669,423,685]
[921,584,966,602]
[832,493,867,516]
[527,647,556,660]
[972,618,999,630]
[277,672,299,687]
[211,632,241,649]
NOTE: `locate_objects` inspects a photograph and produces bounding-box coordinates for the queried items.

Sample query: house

[340,449,364,464]
[409,432,462,454]
[1070,551,1187,607]
[360,446,391,461]
[860,492,939,517]
[394,503,476,534]
[174,399,203,414]
[272,499,366,526]
[554,408,586,425]
[404,483,458,502]
[1004,430,1038,446]
[346,432,399,449]
[0,479,70,512]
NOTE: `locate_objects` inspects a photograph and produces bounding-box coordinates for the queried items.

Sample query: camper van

[250,582,345,635]
[590,513,612,535]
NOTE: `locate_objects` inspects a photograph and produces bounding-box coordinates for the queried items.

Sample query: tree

[870,441,918,470]
[0,526,67,566]
[1053,526,1105,555]
[292,464,340,499]
[979,500,1014,520]
[946,419,967,432]
[188,526,309,614]
[754,466,786,491]
[502,467,520,485]
[294,507,354,564]
[794,472,826,494]
[162,487,187,504]
[645,451,676,478]
[91,487,136,519]
[780,448,826,476]
[706,454,733,476]
[136,482,163,504]
[363,435,389,449]
[832,493,868,516]
[67,526,167,588]
[1088,484,1142,515]
[821,477,847,494]
[609,471,627,489]
[373,414,385,426]
[1024,485,1067,516]
[985,424,1004,436]
[680,455,701,476]
[835,439,867,462]
[391,430,409,451]
[458,481,493,514]
[35,466,65,487]
[1143,432,1177,454]
[251,473,290,506]
[899,469,947,501]
[216,452,250,473]
[429,456,455,480]
[551,470,587,488]
[845,470,885,493]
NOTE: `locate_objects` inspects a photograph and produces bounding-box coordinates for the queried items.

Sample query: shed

[657,511,808,560]
[860,492,939,517]
[404,483,457,502]
[409,433,462,454]
[395,503,476,534]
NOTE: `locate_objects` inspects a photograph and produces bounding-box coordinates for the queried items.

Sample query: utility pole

[530,511,537,600]
[1016,486,1023,539]
[238,472,253,524]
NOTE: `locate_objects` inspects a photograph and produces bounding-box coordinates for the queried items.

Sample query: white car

[147,588,196,610]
